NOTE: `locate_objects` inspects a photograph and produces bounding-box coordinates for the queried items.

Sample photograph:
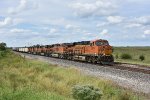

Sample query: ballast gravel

[18,53,150,95]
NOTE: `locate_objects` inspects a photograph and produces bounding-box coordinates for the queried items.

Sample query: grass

[0,50,147,100]
[113,47,150,66]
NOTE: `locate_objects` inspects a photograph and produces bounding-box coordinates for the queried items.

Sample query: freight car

[14,39,114,64]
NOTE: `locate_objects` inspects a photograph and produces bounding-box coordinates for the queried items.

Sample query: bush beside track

[0,50,146,100]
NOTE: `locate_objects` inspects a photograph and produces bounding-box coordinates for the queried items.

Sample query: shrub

[72,85,102,100]
[120,53,132,59]
[115,54,119,59]
[139,55,145,61]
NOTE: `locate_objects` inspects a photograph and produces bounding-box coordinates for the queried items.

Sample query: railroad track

[67,60,150,74]
[113,62,150,74]
[15,51,150,75]
[73,60,150,75]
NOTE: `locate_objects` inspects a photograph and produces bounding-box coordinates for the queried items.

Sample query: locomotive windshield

[95,41,109,46]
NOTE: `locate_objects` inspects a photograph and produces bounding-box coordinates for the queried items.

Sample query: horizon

[0,0,150,47]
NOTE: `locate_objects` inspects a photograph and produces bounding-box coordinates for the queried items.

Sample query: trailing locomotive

[13,39,114,64]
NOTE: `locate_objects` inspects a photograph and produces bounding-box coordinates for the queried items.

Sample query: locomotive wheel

[58,54,61,58]
[88,57,92,63]
[85,56,90,62]
[92,58,97,63]
[92,56,98,64]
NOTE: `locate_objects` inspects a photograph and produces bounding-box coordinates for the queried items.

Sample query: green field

[113,47,150,66]
[0,50,147,100]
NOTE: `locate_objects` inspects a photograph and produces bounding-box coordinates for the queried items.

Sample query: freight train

[13,39,114,64]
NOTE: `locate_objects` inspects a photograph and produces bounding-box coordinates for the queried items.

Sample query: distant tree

[0,42,7,51]
[139,55,145,61]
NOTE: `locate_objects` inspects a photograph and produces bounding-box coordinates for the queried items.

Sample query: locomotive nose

[103,46,112,55]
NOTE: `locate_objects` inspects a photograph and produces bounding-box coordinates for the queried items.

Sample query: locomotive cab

[90,39,113,55]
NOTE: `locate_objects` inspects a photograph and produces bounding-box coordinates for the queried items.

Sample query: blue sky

[0,0,150,47]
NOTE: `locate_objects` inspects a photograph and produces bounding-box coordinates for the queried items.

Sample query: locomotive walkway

[15,52,150,96]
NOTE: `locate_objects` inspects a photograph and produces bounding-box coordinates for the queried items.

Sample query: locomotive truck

[13,39,114,64]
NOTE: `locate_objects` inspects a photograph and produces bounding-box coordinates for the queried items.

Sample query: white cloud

[49,28,57,33]
[8,0,38,14]
[142,34,146,38]
[100,29,108,35]
[96,22,108,27]
[42,27,49,30]
[65,24,80,32]
[134,16,150,25]
[0,17,13,27]
[97,16,150,28]
[142,30,150,38]
[107,16,124,24]
[32,32,39,35]
[144,30,150,35]
[96,16,124,27]
[71,0,117,17]
[10,28,30,33]
[123,16,150,28]
[65,24,79,29]
[65,24,73,29]
[125,23,142,28]
[13,18,24,25]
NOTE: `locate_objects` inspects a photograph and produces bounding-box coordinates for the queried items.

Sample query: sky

[0,0,150,47]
